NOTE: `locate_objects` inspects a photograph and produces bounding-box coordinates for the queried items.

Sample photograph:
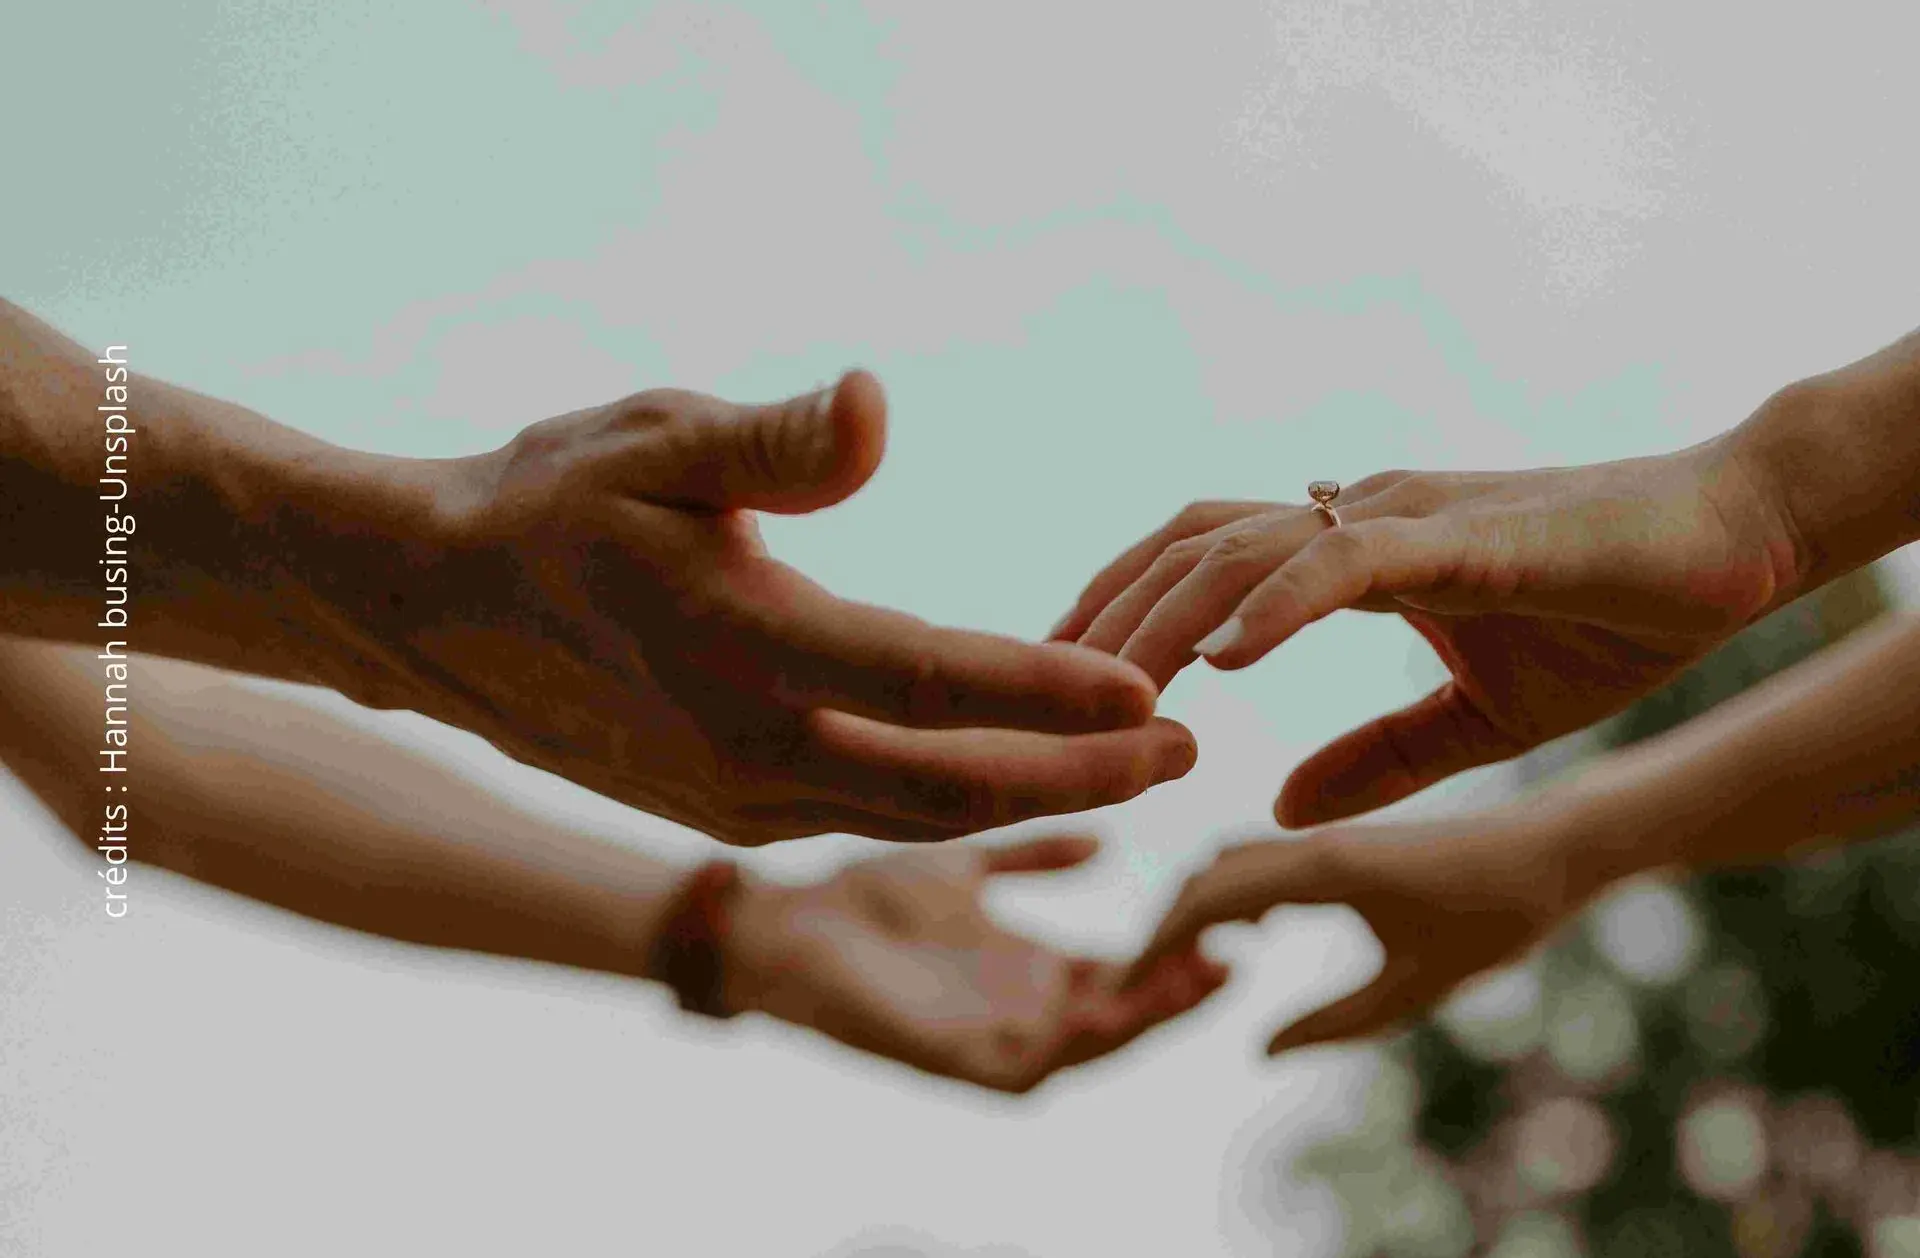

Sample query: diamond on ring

[1308,480,1342,527]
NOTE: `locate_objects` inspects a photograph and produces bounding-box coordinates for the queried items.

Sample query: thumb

[1276,681,1520,828]
[1265,961,1426,1056]
[637,369,887,514]
[1119,837,1346,990]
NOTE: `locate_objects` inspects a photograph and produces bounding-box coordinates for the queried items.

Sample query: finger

[999,954,1216,1092]
[1119,838,1348,989]
[705,567,1161,735]
[1041,951,1231,1078]
[1265,963,1428,1056]
[792,711,1199,838]
[1275,681,1522,828]
[979,833,1103,876]
[1046,501,1275,643]
[628,371,888,515]
[1116,509,1332,688]
[1077,512,1286,660]
[1197,516,1463,670]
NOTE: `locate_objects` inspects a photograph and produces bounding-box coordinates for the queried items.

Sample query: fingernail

[813,379,839,420]
[1193,617,1244,659]
[1155,739,1198,783]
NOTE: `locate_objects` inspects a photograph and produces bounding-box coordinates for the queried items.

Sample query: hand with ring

[1047,417,1811,828]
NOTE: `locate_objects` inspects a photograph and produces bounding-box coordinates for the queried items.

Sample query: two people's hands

[1056,411,1809,1055]
[377,371,1195,846]
[722,834,1228,1093]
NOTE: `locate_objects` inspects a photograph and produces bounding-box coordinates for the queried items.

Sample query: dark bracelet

[644,858,744,1020]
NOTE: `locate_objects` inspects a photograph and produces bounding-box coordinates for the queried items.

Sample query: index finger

[1046,501,1275,643]
[706,566,1164,735]
[1121,838,1350,988]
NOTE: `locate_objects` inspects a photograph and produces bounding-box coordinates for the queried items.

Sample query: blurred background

[4,2,1920,1255]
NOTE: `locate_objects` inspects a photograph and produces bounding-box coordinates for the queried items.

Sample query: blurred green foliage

[1283,565,1920,1258]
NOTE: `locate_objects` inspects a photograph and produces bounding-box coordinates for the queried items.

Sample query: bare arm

[0,636,1223,1091]
[0,297,447,700]
[1126,611,1920,1054]
[0,296,1188,846]
[1556,609,1920,889]
[1728,330,1920,609]
[0,636,683,973]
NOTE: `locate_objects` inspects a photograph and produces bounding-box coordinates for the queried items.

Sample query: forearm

[0,297,458,707]
[1553,611,1920,891]
[1724,327,1920,607]
[0,638,688,978]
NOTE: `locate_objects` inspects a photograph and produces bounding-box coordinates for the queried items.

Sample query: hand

[722,834,1230,1093]
[351,371,1194,846]
[1121,807,1590,1057]
[1048,429,1798,827]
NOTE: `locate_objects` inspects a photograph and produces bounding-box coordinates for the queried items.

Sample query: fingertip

[1044,610,1084,643]
[1153,722,1199,784]
[822,369,887,499]
[986,831,1102,874]
[1273,787,1315,830]
[1046,641,1159,726]
[1265,1026,1305,1057]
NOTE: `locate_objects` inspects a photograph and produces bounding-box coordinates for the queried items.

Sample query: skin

[1051,325,1920,830]
[1,297,1194,847]
[0,637,1225,1095]
[1122,611,1920,1057]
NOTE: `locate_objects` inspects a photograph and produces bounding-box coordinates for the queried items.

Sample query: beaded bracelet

[644,858,744,1020]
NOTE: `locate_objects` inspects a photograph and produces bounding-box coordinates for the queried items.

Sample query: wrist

[139,381,480,710]
[1721,345,1920,607]
[1528,767,1672,911]
[644,858,763,1019]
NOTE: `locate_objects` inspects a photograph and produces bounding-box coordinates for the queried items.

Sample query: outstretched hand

[1120,808,1584,1057]
[724,834,1230,1093]
[1048,429,1799,827]
[376,371,1195,846]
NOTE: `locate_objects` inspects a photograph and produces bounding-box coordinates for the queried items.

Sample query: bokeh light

[1677,1086,1769,1201]
[1586,876,1702,987]
[1512,1095,1615,1197]
[1485,1211,1582,1258]
[1771,1092,1863,1197]
[1544,973,1638,1084]
[1875,1217,1920,1258]
[1436,959,1546,1063]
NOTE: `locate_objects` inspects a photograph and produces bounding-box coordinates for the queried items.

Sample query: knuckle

[1200,524,1275,568]
[1348,468,1415,500]
[1172,500,1231,534]
[740,409,788,488]
[899,649,955,725]
[1159,536,1215,569]
[1371,472,1444,516]
[611,388,694,431]
[1308,522,1369,563]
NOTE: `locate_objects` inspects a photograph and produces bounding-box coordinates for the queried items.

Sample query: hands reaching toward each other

[1049,418,1804,828]
[1120,807,1586,1058]
[3,302,1193,848]
[722,834,1228,1093]
[381,371,1193,846]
